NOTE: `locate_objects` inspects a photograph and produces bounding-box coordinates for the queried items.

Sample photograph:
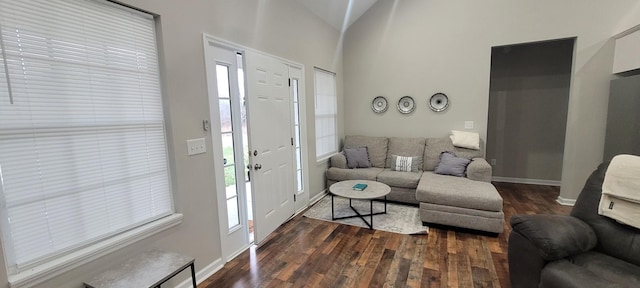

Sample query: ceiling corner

[295,0,378,32]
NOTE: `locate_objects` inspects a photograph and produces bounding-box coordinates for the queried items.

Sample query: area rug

[304,195,428,235]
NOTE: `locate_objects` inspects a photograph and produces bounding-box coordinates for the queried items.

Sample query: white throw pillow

[450,130,480,150]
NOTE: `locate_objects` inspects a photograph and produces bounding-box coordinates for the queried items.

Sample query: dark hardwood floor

[200,182,572,288]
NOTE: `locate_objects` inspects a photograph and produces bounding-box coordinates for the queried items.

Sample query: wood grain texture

[200,182,571,288]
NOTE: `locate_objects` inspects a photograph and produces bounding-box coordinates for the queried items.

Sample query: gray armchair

[508,162,640,288]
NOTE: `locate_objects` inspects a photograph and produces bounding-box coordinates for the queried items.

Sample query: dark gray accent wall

[487,39,574,181]
[604,74,640,161]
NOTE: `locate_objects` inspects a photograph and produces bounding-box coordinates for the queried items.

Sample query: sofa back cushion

[424,138,484,171]
[344,136,388,168]
[385,137,426,169]
[571,162,640,267]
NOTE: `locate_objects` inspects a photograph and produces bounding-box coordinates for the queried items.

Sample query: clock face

[429,93,449,112]
[398,96,415,114]
[372,96,388,113]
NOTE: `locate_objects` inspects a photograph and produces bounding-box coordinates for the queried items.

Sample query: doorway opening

[486,38,575,186]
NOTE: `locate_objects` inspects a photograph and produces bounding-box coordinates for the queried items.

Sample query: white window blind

[0,0,173,273]
[314,68,337,160]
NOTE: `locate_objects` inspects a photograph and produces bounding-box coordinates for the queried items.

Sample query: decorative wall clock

[429,93,449,112]
[398,96,415,114]
[371,96,388,113]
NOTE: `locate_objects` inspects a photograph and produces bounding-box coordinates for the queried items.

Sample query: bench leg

[191,263,197,287]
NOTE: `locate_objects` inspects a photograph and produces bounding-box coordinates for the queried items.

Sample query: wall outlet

[491,158,497,165]
[187,138,206,156]
[464,121,474,129]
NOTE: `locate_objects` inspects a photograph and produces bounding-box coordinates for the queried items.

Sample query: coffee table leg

[331,194,335,220]
[332,196,387,230]
[370,199,373,228]
[384,196,387,213]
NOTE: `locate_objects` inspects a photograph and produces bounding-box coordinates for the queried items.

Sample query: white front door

[245,51,295,244]
[204,42,250,261]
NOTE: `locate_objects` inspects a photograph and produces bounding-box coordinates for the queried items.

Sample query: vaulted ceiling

[294,0,378,31]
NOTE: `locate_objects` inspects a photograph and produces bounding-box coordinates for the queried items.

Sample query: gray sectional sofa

[326,135,504,234]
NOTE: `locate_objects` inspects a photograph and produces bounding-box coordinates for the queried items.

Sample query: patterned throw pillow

[387,155,422,172]
[434,151,471,177]
[343,147,371,169]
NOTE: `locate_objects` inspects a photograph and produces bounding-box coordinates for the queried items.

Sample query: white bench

[84,249,196,288]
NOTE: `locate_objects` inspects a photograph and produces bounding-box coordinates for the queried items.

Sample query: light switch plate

[464,121,474,129]
[187,138,206,156]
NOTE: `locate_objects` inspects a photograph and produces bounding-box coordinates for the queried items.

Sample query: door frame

[202,34,310,252]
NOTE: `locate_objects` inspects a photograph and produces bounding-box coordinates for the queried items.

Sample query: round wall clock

[371,96,388,113]
[429,93,449,112]
[397,96,415,114]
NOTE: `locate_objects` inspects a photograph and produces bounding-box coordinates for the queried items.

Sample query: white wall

[343,0,638,201]
[0,0,342,287]
[615,0,640,36]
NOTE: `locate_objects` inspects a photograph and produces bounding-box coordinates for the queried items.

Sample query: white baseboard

[556,196,576,206]
[492,176,561,186]
[175,257,223,288]
[309,190,327,205]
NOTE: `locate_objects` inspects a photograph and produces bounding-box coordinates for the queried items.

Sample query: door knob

[254,163,262,170]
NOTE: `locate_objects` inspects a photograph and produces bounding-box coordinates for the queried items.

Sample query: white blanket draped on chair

[599,154,640,229]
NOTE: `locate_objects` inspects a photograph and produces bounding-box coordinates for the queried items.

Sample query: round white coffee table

[329,180,391,229]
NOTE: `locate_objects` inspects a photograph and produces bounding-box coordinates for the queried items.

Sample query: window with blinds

[0,0,173,273]
[314,68,337,160]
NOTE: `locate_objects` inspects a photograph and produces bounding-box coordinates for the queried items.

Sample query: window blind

[0,0,173,272]
[314,68,337,160]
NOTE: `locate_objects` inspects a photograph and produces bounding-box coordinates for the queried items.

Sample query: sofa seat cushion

[326,167,384,182]
[376,169,421,189]
[416,172,502,212]
[541,251,640,288]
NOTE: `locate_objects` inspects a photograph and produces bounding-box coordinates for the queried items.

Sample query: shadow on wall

[559,36,618,172]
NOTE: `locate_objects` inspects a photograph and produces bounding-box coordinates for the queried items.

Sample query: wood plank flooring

[200,182,572,288]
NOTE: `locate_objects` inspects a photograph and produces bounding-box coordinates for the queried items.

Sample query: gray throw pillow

[344,147,371,169]
[387,155,422,172]
[434,151,471,177]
